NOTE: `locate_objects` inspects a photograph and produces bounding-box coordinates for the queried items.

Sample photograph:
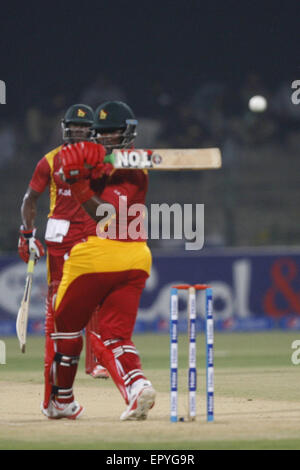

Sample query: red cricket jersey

[89,169,149,241]
[29,145,95,253]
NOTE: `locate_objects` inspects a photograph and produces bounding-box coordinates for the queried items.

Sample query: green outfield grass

[1,331,300,450]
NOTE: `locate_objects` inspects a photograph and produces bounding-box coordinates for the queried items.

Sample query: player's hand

[81,141,106,167]
[60,144,87,183]
[60,142,107,182]
[81,141,111,178]
[90,162,114,179]
[18,226,45,263]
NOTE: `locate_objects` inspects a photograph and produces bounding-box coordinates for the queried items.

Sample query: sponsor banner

[1,249,300,335]
[137,248,300,333]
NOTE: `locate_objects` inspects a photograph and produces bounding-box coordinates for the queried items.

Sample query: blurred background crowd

[1,72,300,253]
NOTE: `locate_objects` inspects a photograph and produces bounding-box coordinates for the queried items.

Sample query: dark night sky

[0,1,299,118]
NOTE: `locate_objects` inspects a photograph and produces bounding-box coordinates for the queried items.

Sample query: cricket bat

[104,148,222,170]
[16,251,35,353]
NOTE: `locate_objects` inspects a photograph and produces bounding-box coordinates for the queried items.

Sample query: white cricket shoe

[120,379,156,421]
[90,365,110,379]
[41,400,84,420]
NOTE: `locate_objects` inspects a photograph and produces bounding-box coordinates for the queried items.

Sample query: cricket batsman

[85,100,138,376]
[19,103,109,412]
[41,101,156,420]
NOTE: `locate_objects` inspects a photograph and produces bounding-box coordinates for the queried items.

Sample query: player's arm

[18,159,49,263]
[19,187,46,262]
[80,194,110,222]
[21,187,41,230]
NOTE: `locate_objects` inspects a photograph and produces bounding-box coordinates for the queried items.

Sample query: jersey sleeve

[97,170,148,241]
[100,182,136,208]
[29,157,51,193]
[100,171,144,209]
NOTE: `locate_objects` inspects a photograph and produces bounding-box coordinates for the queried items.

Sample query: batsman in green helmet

[19,102,110,415]
[42,100,155,421]
[61,103,94,143]
[85,100,139,376]
[92,100,138,151]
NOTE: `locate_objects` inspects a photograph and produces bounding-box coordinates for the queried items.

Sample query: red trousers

[51,237,151,404]
[43,251,65,408]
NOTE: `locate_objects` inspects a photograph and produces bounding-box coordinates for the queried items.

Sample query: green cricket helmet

[92,101,138,150]
[61,104,94,143]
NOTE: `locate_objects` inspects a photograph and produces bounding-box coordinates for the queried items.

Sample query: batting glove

[60,144,87,183]
[18,226,45,263]
[60,142,107,183]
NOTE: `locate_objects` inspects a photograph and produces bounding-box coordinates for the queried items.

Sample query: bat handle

[27,250,36,274]
[104,153,115,165]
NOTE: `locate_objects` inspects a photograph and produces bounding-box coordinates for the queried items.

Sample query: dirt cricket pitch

[1,333,300,450]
